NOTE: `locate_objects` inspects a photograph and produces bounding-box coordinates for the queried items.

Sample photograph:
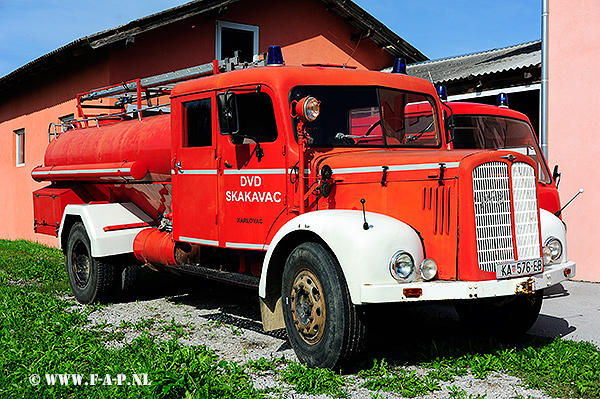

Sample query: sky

[0,0,542,78]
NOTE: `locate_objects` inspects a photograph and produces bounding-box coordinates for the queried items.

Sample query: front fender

[540,208,569,263]
[259,210,423,304]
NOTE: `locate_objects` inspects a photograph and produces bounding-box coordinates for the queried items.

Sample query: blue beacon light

[497,92,509,107]
[436,85,448,101]
[391,58,407,74]
[266,45,285,66]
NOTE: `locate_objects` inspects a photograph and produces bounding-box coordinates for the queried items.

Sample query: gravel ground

[69,270,557,399]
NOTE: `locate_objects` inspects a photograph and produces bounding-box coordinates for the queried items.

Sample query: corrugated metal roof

[403,40,541,84]
[0,0,426,91]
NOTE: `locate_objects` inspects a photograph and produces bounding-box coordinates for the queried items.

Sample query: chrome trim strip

[179,236,219,246]
[225,242,268,250]
[334,162,460,175]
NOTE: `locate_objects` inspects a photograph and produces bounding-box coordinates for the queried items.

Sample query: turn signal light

[403,288,422,298]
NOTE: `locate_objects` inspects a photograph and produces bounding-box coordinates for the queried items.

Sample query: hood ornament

[501,154,517,162]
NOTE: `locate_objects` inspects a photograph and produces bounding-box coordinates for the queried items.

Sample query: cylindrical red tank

[32,114,173,222]
[40,114,172,182]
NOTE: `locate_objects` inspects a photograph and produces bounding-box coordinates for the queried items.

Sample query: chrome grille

[472,162,514,272]
[512,162,541,259]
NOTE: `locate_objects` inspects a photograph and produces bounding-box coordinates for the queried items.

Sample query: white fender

[259,210,424,305]
[539,208,569,263]
[59,202,154,257]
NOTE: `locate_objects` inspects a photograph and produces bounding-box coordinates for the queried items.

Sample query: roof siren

[267,45,285,66]
[391,58,407,74]
[497,92,509,107]
[436,85,448,101]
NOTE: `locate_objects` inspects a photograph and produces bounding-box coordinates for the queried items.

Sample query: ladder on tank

[50,52,268,138]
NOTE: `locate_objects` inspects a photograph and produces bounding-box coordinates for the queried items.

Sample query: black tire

[65,222,116,304]
[454,290,543,336]
[115,254,141,299]
[281,242,366,369]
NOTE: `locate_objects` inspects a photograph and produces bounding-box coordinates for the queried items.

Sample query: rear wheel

[281,242,366,369]
[65,222,116,304]
[454,291,543,336]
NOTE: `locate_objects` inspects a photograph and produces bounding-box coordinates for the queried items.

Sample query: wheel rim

[71,240,91,288]
[290,268,326,344]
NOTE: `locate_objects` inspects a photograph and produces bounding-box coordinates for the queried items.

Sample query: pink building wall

[548,0,600,282]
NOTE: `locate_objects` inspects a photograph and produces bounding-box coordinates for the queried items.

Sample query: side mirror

[444,110,455,143]
[217,91,239,135]
[553,164,561,187]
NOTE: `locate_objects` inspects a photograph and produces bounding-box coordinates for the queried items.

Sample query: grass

[1,238,599,398]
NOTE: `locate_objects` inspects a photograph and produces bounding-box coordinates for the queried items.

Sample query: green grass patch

[279,362,348,398]
[0,239,68,293]
[0,281,265,398]
[359,359,440,397]
[415,336,600,398]
[1,239,599,398]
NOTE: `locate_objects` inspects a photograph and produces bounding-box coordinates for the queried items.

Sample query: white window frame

[215,20,259,61]
[15,128,25,166]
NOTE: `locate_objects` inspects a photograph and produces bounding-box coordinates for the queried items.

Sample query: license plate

[496,258,543,279]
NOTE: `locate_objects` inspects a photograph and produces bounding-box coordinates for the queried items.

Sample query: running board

[170,263,260,289]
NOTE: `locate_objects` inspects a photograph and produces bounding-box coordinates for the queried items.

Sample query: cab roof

[170,65,438,99]
[445,101,532,123]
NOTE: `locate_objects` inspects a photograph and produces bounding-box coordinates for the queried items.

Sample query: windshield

[453,115,551,183]
[291,86,440,148]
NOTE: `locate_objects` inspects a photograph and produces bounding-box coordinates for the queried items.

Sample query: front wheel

[65,222,116,304]
[454,290,543,336]
[281,242,366,369]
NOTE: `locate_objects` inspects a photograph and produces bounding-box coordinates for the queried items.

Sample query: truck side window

[221,92,277,143]
[183,98,212,147]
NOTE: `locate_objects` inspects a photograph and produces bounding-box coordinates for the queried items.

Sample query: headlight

[295,96,320,122]
[543,237,563,264]
[420,259,438,280]
[390,251,414,280]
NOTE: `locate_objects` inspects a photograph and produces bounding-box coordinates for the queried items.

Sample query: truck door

[172,93,219,247]
[217,86,287,250]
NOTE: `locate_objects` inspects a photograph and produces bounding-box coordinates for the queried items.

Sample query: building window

[15,129,25,166]
[216,20,259,63]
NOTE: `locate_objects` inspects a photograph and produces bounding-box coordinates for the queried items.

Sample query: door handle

[173,160,183,174]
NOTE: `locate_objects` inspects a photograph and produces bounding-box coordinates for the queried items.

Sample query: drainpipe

[541,0,549,159]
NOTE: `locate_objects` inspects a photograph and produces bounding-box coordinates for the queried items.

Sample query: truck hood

[311,148,479,183]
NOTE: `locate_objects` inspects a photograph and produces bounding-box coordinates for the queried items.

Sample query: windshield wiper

[405,121,434,142]
[334,132,381,140]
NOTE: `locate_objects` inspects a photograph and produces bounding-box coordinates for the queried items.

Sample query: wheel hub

[290,269,325,344]
[72,241,91,288]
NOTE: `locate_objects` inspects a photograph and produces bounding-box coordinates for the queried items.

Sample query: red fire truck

[32,48,575,368]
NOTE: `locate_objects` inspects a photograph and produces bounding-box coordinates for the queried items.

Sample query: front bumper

[359,261,576,304]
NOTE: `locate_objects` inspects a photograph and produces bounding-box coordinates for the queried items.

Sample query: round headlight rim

[420,258,438,281]
[389,251,415,281]
[544,236,563,262]
[296,96,320,123]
